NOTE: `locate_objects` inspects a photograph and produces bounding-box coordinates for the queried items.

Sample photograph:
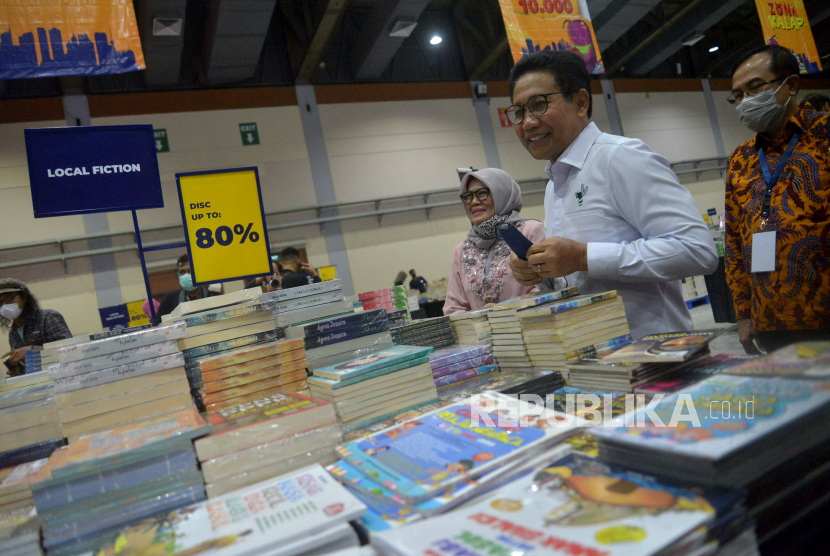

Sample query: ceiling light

[709,46,719,53]
[430,35,442,45]
[682,33,706,46]
[389,20,417,38]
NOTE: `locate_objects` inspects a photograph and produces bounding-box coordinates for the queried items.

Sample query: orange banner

[754,1,821,73]
[0,0,145,79]
[497,0,604,75]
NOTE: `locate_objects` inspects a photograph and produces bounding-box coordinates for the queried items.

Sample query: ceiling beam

[295,0,349,84]
[349,0,431,80]
[591,0,661,51]
[470,37,508,79]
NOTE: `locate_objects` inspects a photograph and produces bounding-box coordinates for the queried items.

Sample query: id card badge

[751,227,776,273]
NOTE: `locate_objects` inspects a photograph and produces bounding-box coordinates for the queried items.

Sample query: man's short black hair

[409,269,416,275]
[177,254,189,267]
[508,51,592,119]
[280,247,301,262]
[731,45,799,79]
[801,93,830,110]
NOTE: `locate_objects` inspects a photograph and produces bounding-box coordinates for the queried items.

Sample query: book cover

[202,379,309,413]
[177,320,276,351]
[308,356,432,392]
[285,309,387,339]
[201,375,308,406]
[565,334,634,361]
[56,322,187,364]
[723,342,830,379]
[373,453,740,556]
[84,464,364,556]
[429,345,492,369]
[203,366,307,395]
[180,330,279,359]
[260,279,342,302]
[434,365,498,388]
[303,320,390,350]
[634,355,753,396]
[600,331,720,363]
[272,301,353,328]
[448,308,492,321]
[432,355,496,379]
[590,374,830,462]
[313,346,433,382]
[492,286,580,311]
[51,353,185,394]
[435,371,537,402]
[359,286,405,299]
[200,349,305,384]
[336,391,580,504]
[196,338,304,373]
[178,302,276,328]
[517,291,619,318]
[46,341,180,379]
[167,287,263,319]
[89,325,153,341]
[271,291,346,314]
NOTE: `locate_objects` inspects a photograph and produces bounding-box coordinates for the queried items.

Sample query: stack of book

[35,327,154,377]
[0,374,62,469]
[435,370,542,402]
[500,371,566,397]
[515,290,630,373]
[164,287,262,322]
[0,507,42,556]
[262,279,353,330]
[372,451,746,556]
[391,317,455,350]
[195,338,310,413]
[75,464,366,556]
[46,322,192,441]
[358,286,410,318]
[330,391,580,530]
[31,407,209,555]
[0,458,49,516]
[23,349,42,374]
[567,331,718,393]
[386,309,410,329]
[194,391,340,497]
[722,341,830,379]
[635,353,752,399]
[307,345,438,431]
[428,345,497,389]
[448,308,493,346]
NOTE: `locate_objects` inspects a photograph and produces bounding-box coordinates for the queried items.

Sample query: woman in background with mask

[0,278,72,377]
[443,168,546,315]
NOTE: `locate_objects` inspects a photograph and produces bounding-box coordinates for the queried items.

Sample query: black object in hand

[497,223,534,260]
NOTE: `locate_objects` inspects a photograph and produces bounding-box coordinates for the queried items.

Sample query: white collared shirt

[544,122,718,339]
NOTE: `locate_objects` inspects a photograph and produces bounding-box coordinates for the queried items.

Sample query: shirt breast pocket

[562,209,609,242]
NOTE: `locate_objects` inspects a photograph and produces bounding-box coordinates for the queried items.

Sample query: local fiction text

[47,164,142,177]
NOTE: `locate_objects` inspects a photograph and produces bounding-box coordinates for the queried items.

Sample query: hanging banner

[754,1,821,73]
[497,0,604,74]
[0,0,145,79]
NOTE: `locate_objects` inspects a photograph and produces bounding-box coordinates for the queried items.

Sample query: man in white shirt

[507,51,718,339]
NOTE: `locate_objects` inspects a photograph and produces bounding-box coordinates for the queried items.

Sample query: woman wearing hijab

[443,169,546,315]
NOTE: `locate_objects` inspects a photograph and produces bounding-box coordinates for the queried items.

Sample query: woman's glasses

[460,189,492,204]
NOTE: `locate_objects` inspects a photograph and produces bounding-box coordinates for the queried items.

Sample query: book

[336,391,581,504]
[260,279,343,302]
[599,331,720,363]
[273,300,354,328]
[57,379,190,423]
[177,302,276,328]
[434,364,498,387]
[60,392,194,439]
[83,464,365,556]
[203,365,307,395]
[45,341,180,379]
[431,355,496,378]
[56,323,188,363]
[723,341,830,379]
[177,320,276,351]
[313,346,433,382]
[448,308,492,321]
[202,375,309,406]
[492,286,580,311]
[303,320,389,350]
[285,309,387,339]
[196,338,304,373]
[308,356,432,392]
[314,366,434,407]
[50,354,185,394]
[180,329,280,359]
[429,345,492,368]
[517,291,619,318]
[201,350,306,384]
[634,354,754,397]
[373,452,741,556]
[195,392,336,460]
[53,368,185,410]
[203,380,310,413]
[271,291,346,314]
[166,287,263,319]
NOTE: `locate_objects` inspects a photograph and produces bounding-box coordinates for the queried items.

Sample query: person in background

[800,92,830,112]
[724,45,829,354]
[245,260,282,292]
[280,247,322,290]
[505,50,718,339]
[141,298,161,321]
[408,269,428,293]
[443,168,547,315]
[157,254,219,319]
[394,271,407,287]
[0,278,72,376]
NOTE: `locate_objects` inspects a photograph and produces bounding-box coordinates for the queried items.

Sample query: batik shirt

[724,107,830,331]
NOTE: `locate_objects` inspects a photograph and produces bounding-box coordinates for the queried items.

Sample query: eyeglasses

[727,77,787,105]
[460,189,492,204]
[504,91,573,125]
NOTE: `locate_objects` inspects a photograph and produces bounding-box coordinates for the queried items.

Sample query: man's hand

[300,262,318,278]
[3,346,33,366]
[737,319,763,355]
[509,253,543,286]
[526,237,589,278]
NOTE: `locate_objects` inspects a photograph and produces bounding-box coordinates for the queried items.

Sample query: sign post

[176,167,272,285]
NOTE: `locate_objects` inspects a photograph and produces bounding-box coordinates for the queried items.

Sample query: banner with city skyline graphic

[497,0,604,75]
[753,0,822,73]
[0,0,145,79]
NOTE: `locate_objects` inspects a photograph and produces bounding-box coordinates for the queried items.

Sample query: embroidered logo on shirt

[575,184,588,206]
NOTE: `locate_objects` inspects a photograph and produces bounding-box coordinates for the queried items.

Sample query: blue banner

[99,304,130,331]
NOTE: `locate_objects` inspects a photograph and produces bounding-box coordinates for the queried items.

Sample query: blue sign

[99,304,130,331]
[24,125,164,218]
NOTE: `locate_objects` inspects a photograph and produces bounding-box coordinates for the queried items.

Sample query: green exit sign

[153,129,169,152]
[239,123,260,146]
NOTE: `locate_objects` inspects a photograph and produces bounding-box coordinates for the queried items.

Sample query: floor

[688,302,745,356]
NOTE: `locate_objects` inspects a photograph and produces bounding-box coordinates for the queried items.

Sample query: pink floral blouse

[443,220,547,315]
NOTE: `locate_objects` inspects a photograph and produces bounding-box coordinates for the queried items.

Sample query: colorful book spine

[202,373,308,405]
[303,320,389,350]
[179,302,277,327]
[432,354,495,378]
[359,286,405,300]
[203,365,307,395]
[313,346,432,381]
[519,291,619,317]
[493,286,580,311]
[51,353,185,393]
[435,365,498,387]
[287,309,387,339]
[180,330,279,359]
[429,345,492,368]
[271,291,345,314]
[46,341,180,379]
[259,279,342,302]
[308,355,431,390]
[196,338,303,373]
[565,334,633,361]
[57,322,188,363]
[201,349,306,383]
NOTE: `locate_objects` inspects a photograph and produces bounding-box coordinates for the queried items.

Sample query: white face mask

[0,303,22,321]
[736,79,792,134]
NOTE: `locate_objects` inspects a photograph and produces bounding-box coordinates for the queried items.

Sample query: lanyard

[757,132,800,221]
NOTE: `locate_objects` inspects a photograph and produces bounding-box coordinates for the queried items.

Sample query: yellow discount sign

[176,167,272,285]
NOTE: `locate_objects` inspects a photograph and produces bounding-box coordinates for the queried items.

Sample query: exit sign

[239,123,260,146]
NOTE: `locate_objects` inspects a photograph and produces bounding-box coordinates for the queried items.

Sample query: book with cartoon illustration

[723,342,830,379]
[336,391,580,504]
[599,331,720,363]
[373,452,743,556]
